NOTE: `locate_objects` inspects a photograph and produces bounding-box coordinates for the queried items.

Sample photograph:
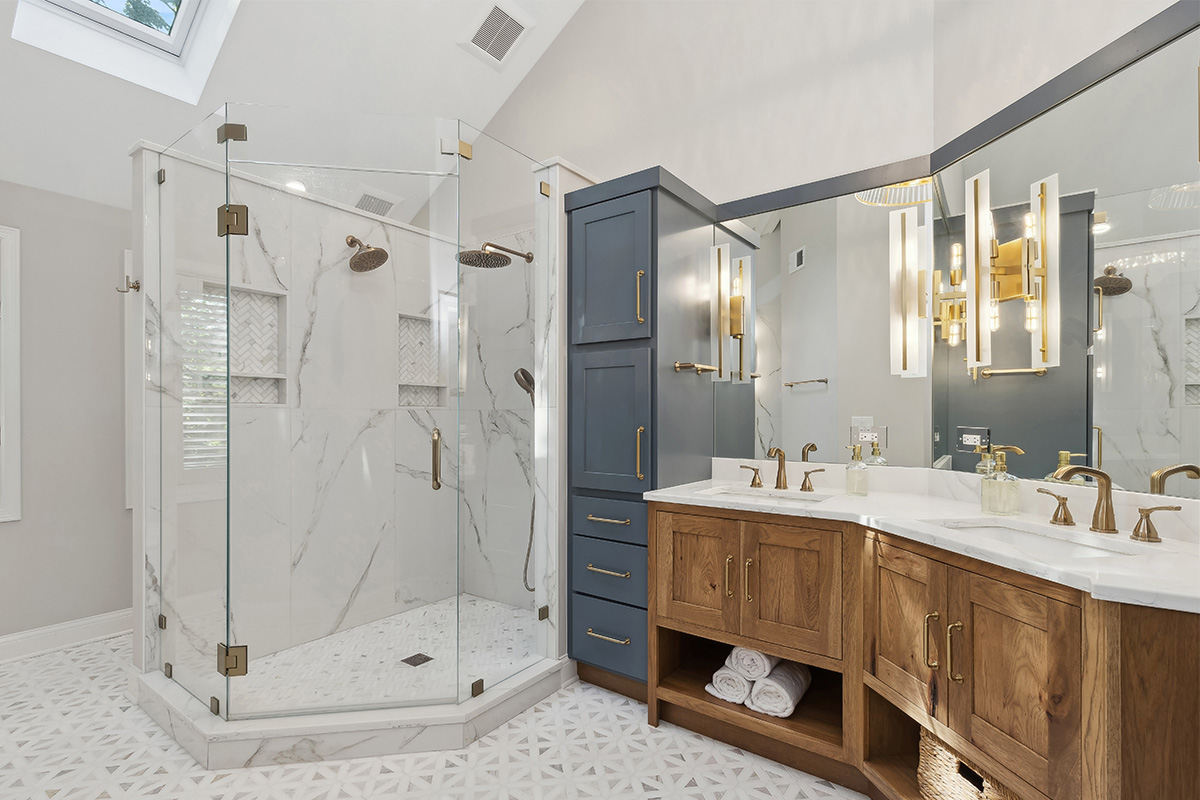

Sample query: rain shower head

[457,242,533,269]
[514,368,534,405]
[346,235,389,272]
[1094,265,1132,296]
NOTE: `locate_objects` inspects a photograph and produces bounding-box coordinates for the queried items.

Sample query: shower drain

[401,653,433,667]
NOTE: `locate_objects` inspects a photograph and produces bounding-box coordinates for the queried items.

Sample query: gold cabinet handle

[724,555,734,598]
[636,270,646,324]
[586,628,631,646]
[744,558,753,603]
[636,426,645,481]
[431,427,442,491]
[947,621,963,683]
[586,514,631,526]
[923,611,940,670]
[586,563,631,579]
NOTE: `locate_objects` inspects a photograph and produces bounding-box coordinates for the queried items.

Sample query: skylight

[43,0,198,55]
[88,0,180,34]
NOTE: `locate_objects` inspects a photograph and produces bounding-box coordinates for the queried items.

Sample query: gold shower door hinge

[440,139,473,160]
[216,123,248,144]
[217,643,248,677]
[217,204,249,237]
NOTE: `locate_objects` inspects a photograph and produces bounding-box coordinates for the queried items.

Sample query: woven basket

[917,729,1020,800]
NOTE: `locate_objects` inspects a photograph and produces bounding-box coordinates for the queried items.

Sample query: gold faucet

[802,443,818,462]
[1052,466,1117,534]
[1149,464,1200,495]
[767,447,787,490]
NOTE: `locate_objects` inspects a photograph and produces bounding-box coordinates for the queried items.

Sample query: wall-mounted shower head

[1094,265,1132,296]
[346,235,389,272]
[514,368,535,406]
[457,242,534,269]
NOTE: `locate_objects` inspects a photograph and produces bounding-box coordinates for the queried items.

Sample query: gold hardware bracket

[635,426,645,481]
[586,628,631,646]
[210,697,220,715]
[216,123,247,144]
[923,611,939,670]
[586,563,631,579]
[156,168,166,185]
[431,427,442,491]
[539,181,551,197]
[586,514,631,526]
[217,204,249,237]
[163,662,172,679]
[471,678,484,697]
[116,276,141,294]
[725,555,733,598]
[744,558,753,603]
[217,643,248,677]
[157,614,167,630]
[674,361,718,374]
[537,605,549,621]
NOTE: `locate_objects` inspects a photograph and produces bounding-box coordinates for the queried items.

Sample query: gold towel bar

[784,378,828,387]
[980,367,1047,378]
[674,362,718,374]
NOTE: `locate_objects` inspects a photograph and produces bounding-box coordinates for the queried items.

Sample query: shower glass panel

[454,124,548,700]
[156,108,235,716]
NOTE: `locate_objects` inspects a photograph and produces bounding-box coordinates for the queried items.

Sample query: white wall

[486,0,1178,201]
[0,180,132,636]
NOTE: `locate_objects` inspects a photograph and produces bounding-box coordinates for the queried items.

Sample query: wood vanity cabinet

[654,510,843,660]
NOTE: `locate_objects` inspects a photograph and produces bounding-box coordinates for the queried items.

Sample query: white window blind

[180,285,227,470]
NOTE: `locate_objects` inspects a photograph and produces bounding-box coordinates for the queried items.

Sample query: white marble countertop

[644,459,1200,614]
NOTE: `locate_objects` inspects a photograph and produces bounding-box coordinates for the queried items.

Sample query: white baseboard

[0,608,132,664]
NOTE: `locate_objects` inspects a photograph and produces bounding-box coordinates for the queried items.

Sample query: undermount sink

[919,517,1145,560]
[698,484,834,504]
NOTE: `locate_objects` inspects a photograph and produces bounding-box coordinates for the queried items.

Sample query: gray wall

[0,179,132,636]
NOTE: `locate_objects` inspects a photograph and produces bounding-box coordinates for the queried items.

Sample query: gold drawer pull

[724,555,733,598]
[586,514,631,526]
[744,558,753,603]
[586,563,631,579]
[636,270,646,324]
[586,628,631,646]
[947,621,963,683]
[923,611,940,670]
[636,425,645,481]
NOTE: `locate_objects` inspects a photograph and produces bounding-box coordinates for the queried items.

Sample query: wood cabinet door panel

[740,522,842,659]
[948,570,1081,800]
[867,540,948,722]
[654,512,739,631]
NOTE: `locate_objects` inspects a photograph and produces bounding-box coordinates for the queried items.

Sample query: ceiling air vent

[462,3,534,69]
[354,186,403,219]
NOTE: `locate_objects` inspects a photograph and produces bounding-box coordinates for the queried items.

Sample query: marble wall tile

[228,178,292,293]
[290,409,397,645]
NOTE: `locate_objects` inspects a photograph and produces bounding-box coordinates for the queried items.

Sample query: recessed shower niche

[230,285,286,405]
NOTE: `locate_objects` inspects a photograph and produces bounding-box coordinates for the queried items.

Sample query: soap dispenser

[846,444,869,497]
[1045,451,1088,484]
[981,451,1020,515]
[974,445,994,475]
[863,441,888,466]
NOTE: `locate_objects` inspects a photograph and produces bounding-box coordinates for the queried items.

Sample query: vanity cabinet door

[570,347,652,492]
[739,521,842,659]
[947,570,1082,800]
[866,540,948,723]
[569,191,653,344]
[654,511,739,632]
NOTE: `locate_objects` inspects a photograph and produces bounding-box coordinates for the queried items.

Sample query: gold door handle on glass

[744,559,753,603]
[586,514,631,525]
[947,621,963,683]
[431,427,442,491]
[923,611,940,670]
[586,564,631,579]
[586,628,631,646]
[636,426,645,480]
[636,270,646,324]
[724,555,733,598]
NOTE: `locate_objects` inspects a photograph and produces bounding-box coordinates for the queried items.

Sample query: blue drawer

[571,496,647,545]
[570,593,647,682]
[571,536,647,608]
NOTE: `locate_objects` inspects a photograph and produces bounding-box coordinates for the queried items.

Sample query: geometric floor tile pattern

[0,634,869,800]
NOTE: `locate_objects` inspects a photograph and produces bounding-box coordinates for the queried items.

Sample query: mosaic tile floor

[0,634,869,800]
[232,595,541,714]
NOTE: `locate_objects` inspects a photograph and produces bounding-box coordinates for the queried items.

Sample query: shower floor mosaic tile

[233,594,540,713]
[0,634,869,800]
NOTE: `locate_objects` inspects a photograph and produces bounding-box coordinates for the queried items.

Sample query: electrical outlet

[956,426,990,453]
[852,425,888,446]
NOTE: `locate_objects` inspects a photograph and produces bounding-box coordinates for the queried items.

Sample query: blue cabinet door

[570,192,653,344]
[570,347,652,492]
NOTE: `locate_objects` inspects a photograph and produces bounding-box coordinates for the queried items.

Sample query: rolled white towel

[745,662,812,718]
[725,646,780,681]
[703,665,752,705]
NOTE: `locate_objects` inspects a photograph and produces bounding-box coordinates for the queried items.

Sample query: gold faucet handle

[800,468,825,492]
[1131,505,1182,543]
[740,465,763,488]
[1037,487,1075,526]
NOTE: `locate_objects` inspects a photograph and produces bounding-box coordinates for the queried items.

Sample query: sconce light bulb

[951,243,963,269]
[948,323,962,347]
[1024,299,1040,333]
[1095,366,1105,379]
[988,298,1000,332]
[1024,212,1036,239]
[1096,328,1106,342]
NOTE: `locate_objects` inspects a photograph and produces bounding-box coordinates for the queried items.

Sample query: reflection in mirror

[725,26,1198,499]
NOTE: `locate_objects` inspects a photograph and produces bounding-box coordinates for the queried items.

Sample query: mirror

[726,26,1199,499]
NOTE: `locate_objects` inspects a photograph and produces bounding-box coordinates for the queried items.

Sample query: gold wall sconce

[889,206,933,378]
[710,243,756,384]
[934,169,1061,372]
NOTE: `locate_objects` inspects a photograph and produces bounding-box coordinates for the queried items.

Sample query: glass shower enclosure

[147,104,551,719]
